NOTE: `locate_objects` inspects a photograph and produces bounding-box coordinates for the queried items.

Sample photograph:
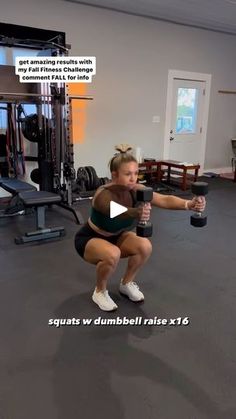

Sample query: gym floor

[0,177,235,419]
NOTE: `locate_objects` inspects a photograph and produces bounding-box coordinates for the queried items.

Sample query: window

[176,88,198,134]
[0,47,6,65]
[12,47,41,66]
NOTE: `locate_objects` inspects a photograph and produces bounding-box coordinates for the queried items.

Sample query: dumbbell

[136,188,153,237]
[190,182,208,227]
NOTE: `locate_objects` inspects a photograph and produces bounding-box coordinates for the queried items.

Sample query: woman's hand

[188,196,206,212]
[137,202,151,221]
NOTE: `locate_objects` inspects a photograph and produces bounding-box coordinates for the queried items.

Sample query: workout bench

[0,178,37,214]
[15,190,65,244]
[0,178,65,244]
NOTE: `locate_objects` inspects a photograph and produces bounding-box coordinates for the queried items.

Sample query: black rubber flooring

[0,177,235,419]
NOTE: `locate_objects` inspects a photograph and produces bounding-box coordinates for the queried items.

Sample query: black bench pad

[19,191,61,207]
[0,178,37,194]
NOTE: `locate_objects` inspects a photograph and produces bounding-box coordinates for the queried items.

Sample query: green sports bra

[90,187,137,233]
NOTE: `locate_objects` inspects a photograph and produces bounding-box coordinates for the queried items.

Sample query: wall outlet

[152,115,160,123]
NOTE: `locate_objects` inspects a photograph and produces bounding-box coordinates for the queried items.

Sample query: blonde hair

[109,144,137,173]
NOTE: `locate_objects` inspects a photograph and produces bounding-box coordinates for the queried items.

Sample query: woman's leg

[84,238,121,291]
[84,238,121,311]
[117,231,152,282]
[116,231,152,301]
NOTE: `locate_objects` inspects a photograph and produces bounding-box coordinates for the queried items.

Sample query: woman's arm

[151,192,206,212]
[151,192,188,210]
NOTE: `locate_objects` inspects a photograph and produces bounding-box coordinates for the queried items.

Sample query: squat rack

[0,33,93,223]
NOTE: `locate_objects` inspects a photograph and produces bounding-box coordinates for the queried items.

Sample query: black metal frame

[15,204,65,244]
[0,22,91,224]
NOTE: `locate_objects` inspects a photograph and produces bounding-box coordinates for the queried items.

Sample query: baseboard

[203,166,233,175]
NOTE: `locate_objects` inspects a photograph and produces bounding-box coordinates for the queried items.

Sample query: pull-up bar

[0,92,93,100]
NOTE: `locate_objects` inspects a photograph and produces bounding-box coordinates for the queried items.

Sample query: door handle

[170,136,174,141]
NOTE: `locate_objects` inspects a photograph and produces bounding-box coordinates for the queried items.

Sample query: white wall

[1,0,236,176]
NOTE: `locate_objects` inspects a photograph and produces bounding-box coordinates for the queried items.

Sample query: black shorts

[74,222,124,259]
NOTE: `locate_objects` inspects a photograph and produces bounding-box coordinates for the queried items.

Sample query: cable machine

[0,32,93,223]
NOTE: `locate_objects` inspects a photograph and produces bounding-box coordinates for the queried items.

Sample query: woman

[75,145,206,311]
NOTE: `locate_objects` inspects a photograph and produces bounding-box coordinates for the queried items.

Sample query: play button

[110,201,127,218]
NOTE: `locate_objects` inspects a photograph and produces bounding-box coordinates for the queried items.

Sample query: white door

[169,79,206,164]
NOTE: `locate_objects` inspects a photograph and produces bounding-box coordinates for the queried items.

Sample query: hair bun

[115,143,133,153]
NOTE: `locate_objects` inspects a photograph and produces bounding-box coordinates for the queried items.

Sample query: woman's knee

[137,239,152,259]
[103,246,121,267]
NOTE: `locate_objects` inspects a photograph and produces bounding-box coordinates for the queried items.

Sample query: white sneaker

[119,281,144,302]
[92,289,118,311]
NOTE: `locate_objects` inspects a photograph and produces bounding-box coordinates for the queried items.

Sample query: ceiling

[65,0,236,35]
